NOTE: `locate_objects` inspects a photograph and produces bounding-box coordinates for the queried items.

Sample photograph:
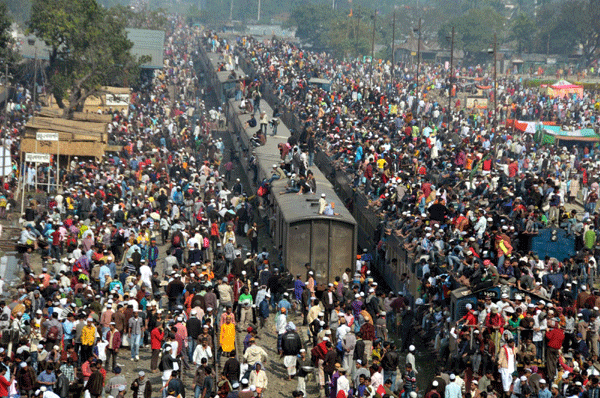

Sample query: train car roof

[271,174,355,225]
[228,98,355,226]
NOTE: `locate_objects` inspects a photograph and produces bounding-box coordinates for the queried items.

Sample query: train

[196,35,572,321]
[197,44,358,286]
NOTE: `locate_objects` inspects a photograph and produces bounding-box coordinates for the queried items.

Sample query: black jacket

[281,331,302,356]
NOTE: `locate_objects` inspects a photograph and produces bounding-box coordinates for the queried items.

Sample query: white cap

[409,345,415,352]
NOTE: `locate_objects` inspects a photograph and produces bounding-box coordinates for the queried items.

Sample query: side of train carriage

[196,39,358,286]
[196,36,577,317]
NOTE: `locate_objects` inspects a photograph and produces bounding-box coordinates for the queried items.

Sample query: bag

[172,234,181,247]
[202,237,210,249]
[47,325,59,340]
[257,186,266,197]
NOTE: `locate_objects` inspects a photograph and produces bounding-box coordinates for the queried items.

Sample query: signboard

[25,153,51,163]
[105,93,130,106]
[466,97,488,109]
[36,132,59,141]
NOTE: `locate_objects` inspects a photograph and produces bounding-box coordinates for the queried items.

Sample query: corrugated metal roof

[125,28,165,69]
[18,35,53,60]
[19,30,165,69]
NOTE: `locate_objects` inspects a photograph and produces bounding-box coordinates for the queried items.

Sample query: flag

[348,8,353,17]
[376,385,386,397]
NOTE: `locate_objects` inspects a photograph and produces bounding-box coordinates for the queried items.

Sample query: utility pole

[391,9,396,82]
[448,26,455,116]
[2,63,7,129]
[415,17,421,112]
[370,11,376,86]
[493,32,497,125]
[33,48,38,124]
[229,0,233,20]
[355,7,360,55]
[257,0,261,21]
[2,62,8,189]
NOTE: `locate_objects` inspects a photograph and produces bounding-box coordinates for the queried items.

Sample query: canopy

[547,79,583,99]
[536,125,600,144]
[506,119,557,134]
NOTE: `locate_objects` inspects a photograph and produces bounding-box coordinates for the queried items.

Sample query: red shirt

[151,327,164,350]
[0,374,10,396]
[546,328,565,349]
[51,230,61,246]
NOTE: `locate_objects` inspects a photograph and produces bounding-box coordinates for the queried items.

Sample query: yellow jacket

[81,325,96,346]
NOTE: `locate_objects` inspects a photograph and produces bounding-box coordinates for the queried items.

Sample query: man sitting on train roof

[471,259,500,292]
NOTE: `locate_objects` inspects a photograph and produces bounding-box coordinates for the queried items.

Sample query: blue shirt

[445,382,461,398]
[63,320,74,340]
[99,265,111,287]
[294,280,306,301]
[38,371,57,391]
[277,299,292,312]
[539,388,551,398]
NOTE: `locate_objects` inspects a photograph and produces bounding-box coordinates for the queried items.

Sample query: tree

[29,0,146,118]
[0,2,19,66]
[108,5,167,31]
[286,4,335,50]
[327,13,373,59]
[438,7,505,58]
[510,13,535,53]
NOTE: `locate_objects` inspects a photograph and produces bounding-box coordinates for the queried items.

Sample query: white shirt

[371,371,383,389]
[139,265,152,289]
[337,375,350,395]
[193,345,213,364]
[336,324,351,343]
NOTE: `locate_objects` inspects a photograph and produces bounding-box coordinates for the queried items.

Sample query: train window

[311,220,330,284]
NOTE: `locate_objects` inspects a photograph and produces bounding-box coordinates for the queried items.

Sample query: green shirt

[238,293,253,305]
[585,229,596,249]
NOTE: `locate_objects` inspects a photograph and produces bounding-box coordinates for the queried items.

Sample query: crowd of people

[3,9,600,398]
[197,25,600,398]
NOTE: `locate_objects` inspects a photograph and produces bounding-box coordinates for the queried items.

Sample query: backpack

[47,324,60,340]
[202,237,210,249]
[172,234,181,247]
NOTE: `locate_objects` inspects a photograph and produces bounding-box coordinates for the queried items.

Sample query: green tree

[532,0,599,61]
[327,13,372,59]
[108,5,167,30]
[29,0,146,118]
[1,0,31,24]
[0,2,20,67]
[510,13,535,53]
[438,7,505,58]
[286,4,335,50]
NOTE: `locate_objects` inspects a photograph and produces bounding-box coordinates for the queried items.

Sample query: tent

[546,79,583,99]
[534,125,600,144]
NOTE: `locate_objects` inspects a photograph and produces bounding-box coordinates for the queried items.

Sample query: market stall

[544,79,583,99]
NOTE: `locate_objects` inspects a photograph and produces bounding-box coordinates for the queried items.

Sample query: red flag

[377,385,386,396]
